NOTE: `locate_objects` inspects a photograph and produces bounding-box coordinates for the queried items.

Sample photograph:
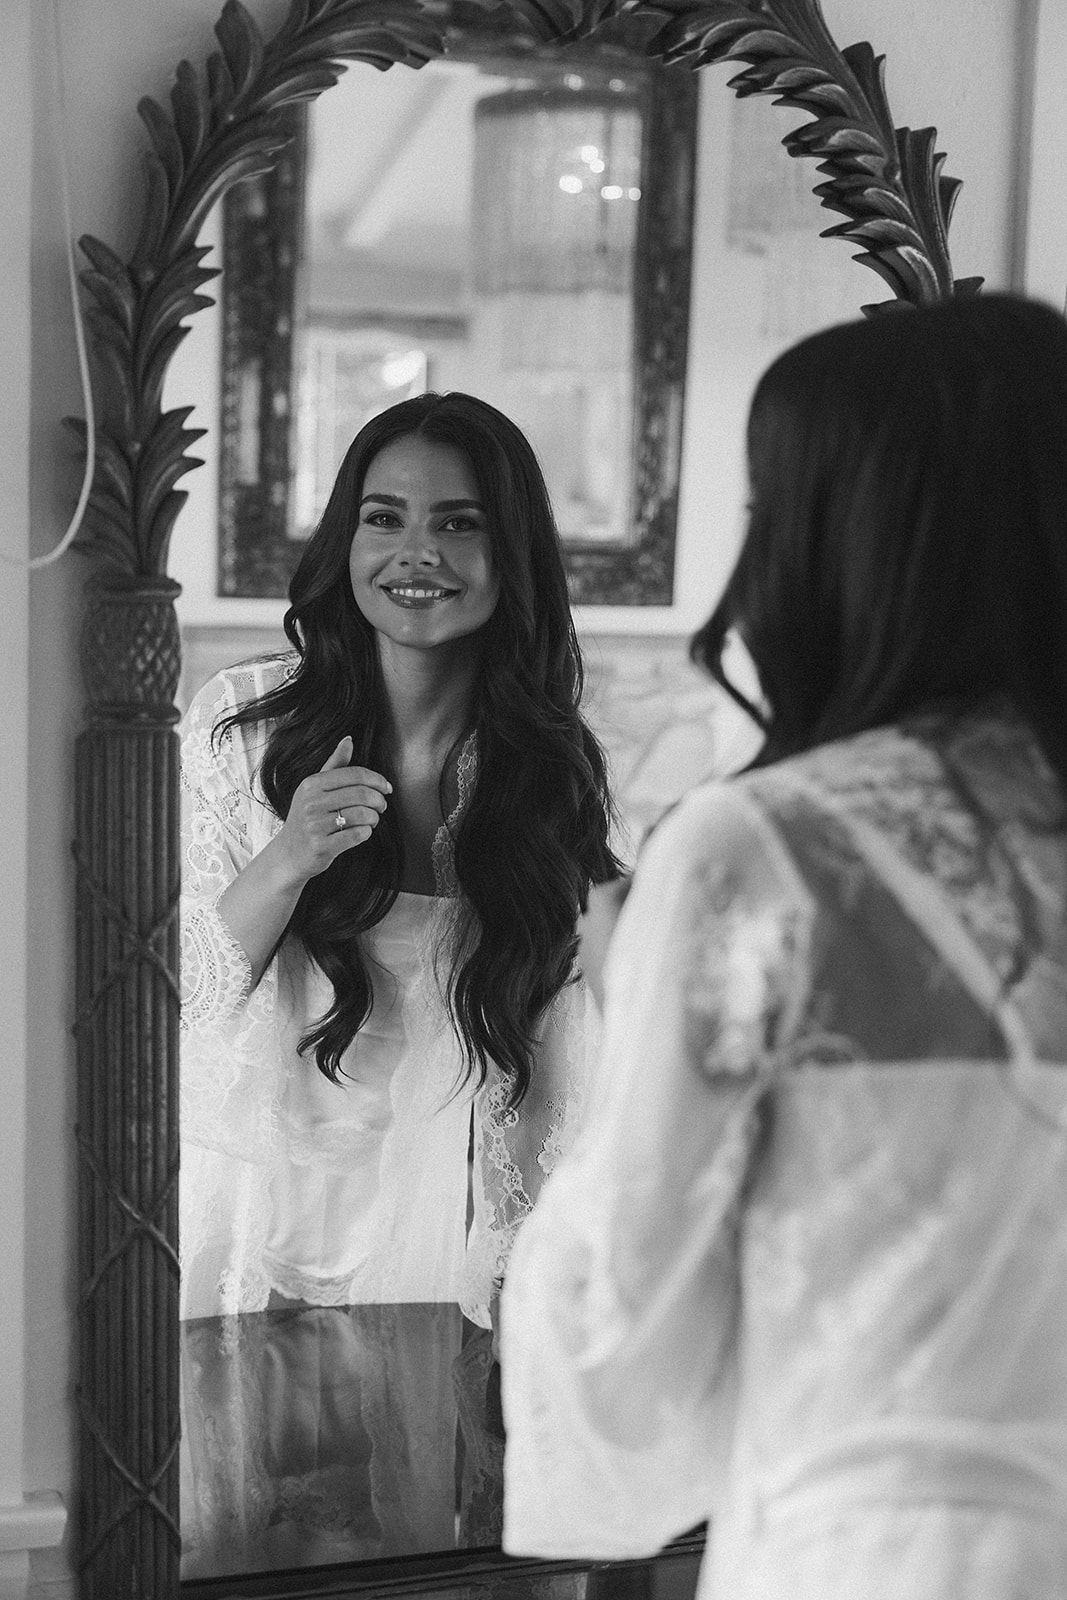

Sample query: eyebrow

[359,493,484,513]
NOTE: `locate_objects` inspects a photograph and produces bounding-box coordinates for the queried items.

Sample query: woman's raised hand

[273,736,392,886]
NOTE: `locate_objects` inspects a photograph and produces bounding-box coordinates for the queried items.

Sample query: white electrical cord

[1,0,96,572]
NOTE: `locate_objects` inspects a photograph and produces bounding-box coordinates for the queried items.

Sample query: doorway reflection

[180,1302,502,1579]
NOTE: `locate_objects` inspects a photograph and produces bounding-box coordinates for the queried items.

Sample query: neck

[377,636,480,761]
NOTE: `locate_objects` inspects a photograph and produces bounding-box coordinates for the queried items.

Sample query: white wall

[0,3,34,1595]
[1,0,1045,1595]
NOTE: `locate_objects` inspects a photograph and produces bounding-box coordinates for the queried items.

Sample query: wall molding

[0,1494,66,1556]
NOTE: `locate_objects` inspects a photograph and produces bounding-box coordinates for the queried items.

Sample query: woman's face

[349,434,501,653]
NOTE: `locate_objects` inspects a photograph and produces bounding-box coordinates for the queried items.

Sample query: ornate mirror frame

[70,1,978,1594]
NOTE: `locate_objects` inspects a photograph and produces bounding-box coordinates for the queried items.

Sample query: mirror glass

[178,36,698,1587]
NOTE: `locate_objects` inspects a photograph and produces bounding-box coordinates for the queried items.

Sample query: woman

[179,391,619,1324]
[501,295,1067,1598]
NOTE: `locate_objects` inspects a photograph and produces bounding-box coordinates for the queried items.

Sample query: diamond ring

[333,810,347,831]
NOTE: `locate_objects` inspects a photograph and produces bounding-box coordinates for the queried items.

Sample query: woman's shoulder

[638,779,796,912]
[636,717,1001,908]
[185,652,300,723]
[736,708,1055,833]
[736,722,938,824]
[639,724,926,895]
[180,653,300,789]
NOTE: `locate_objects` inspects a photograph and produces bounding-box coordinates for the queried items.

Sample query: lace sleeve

[178,668,286,1164]
[178,667,290,1317]
[500,783,815,1559]
[179,676,262,1027]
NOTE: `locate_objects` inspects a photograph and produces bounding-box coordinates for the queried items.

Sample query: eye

[439,514,481,534]
[362,509,402,530]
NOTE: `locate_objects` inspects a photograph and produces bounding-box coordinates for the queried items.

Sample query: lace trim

[262,1255,373,1307]
[284,1115,392,1170]
[537,997,591,1175]
[482,1076,535,1232]
[181,898,253,1029]
[431,730,478,896]
[461,1078,532,1323]
[460,987,595,1326]
[263,1231,450,1307]
[537,1094,572,1174]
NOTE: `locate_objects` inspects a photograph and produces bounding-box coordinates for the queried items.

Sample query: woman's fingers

[315,737,392,800]
[324,803,383,835]
[319,764,392,798]
[319,735,354,771]
[331,821,376,853]
[318,779,391,815]
[278,747,393,879]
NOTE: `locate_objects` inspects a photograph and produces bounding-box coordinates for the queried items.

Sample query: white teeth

[388,586,452,599]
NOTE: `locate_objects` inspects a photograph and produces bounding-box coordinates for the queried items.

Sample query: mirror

[215,21,696,606]
[71,1,972,1595]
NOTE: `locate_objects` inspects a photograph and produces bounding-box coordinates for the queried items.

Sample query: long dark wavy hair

[692,293,1067,799]
[219,391,620,1104]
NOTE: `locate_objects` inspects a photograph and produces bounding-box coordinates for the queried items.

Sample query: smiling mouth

[381,584,460,609]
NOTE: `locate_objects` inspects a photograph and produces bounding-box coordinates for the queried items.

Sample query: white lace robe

[179,658,597,1324]
[501,708,1067,1599]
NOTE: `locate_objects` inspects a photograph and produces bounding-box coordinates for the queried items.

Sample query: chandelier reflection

[471,82,642,373]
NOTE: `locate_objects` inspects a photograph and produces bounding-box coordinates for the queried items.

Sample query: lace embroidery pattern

[431,730,478,895]
[765,717,1028,987]
[737,708,1067,1088]
[181,899,253,1028]
[461,986,595,1324]
[539,989,594,1178]
[688,868,806,1079]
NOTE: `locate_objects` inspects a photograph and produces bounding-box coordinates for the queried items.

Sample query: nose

[396,525,441,568]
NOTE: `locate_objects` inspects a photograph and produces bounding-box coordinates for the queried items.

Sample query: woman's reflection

[178,391,620,1327]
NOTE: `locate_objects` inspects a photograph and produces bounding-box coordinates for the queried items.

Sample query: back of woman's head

[287,390,573,686]
[693,294,1067,780]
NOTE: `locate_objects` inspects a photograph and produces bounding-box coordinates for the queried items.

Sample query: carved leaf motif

[139,327,198,421]
[81,276,135,345]
[642,0,973,307]
[206,49,237,114]
[137,96,188,213]
[215,0,267,100]
[134,149,175,268]
[453,0,579,41]
[170,61,210,162]
[137,249,218,354]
